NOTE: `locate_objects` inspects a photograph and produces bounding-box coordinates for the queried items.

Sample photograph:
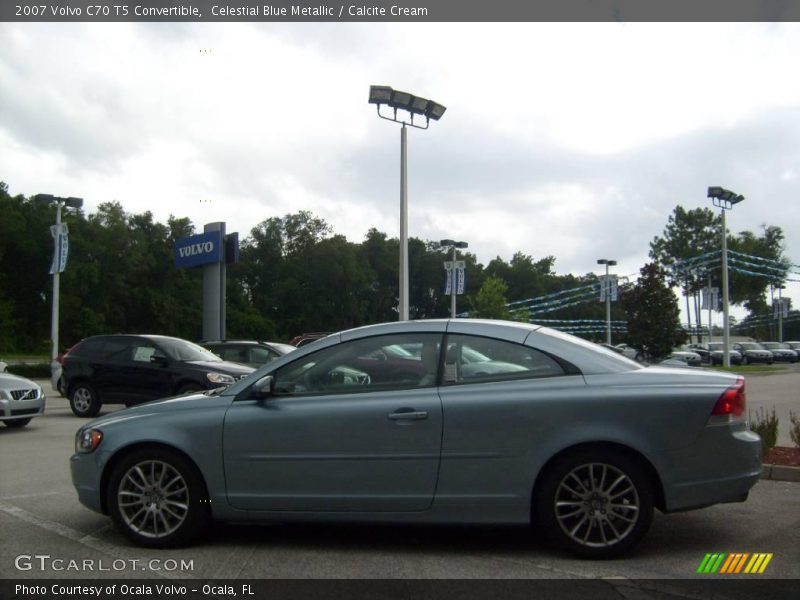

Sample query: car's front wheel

[70,383,101,417]
[535,449,654,559]
[107,448,210,548]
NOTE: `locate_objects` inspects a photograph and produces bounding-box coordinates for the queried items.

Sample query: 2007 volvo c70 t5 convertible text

[71,319,761,558]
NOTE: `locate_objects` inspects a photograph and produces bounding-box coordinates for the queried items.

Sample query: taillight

[709,377,746,424]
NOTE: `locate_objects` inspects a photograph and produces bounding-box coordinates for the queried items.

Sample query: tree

[468,275,514,320]
[728,225,791,313]
[649,206,722,337]
[621,263,686,360]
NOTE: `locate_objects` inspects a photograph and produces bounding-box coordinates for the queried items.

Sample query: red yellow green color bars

[697,553,773,574]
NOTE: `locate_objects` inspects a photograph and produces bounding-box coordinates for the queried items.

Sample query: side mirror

[252,375,274,400]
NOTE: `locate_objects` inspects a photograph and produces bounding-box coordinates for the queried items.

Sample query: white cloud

[2,21,800,321]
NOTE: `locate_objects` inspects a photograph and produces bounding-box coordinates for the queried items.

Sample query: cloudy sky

[2,22,799,323]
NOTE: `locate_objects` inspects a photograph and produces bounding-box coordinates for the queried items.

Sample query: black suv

[62,334,254,417]
[201,340,296,369]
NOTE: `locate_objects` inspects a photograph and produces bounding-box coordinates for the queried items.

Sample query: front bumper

[70,451,107,514]
[0,394,46,422]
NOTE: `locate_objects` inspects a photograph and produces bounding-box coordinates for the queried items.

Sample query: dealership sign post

[175,222,238,341]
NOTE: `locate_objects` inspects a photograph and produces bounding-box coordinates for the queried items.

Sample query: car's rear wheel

[70,383,101,417]
[107,448,210,548]
[535,449,654,559]
[4,418,32,428]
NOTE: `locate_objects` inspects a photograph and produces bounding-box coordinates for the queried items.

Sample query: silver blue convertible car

[71,319,761,558]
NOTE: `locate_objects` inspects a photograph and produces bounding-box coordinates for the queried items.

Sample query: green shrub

[749,407,779,456]
[790,411,800,449]
[8,363,51,379]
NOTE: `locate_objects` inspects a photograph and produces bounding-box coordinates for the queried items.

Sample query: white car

[615,344,644,362]
[0,371,46,428]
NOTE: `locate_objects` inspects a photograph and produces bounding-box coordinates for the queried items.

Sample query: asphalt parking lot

[1,376,798,588]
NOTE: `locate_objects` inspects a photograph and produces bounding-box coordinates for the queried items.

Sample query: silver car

[1,371,46,428]
[71,319,761,558]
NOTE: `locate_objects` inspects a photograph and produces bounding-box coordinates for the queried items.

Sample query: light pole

[35,194,84,381]
[597,259,617,345]
[707,186,744,367]
[369,85,446,320]
[776,284,785,342]
[440,239,468,318]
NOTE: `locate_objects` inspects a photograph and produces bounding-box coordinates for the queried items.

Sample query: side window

[272,333,442,396]
[101,338,131,361]
[219,346,248,364]
[129,341,167,363]
[74,338,107,358]
[250,347,277,364]
[443,334,565,385]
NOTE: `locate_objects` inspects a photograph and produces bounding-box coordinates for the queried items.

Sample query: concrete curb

[760,464,800,482]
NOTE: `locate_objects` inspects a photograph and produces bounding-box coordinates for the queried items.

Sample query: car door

[435,331,587,509]
[118,338,175,404]
[223,332,444,512]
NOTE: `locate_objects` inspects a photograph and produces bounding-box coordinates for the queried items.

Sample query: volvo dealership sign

[174,231,222,269]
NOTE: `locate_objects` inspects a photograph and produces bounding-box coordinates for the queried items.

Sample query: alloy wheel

[553,462,640,548]
[117,460,190,539]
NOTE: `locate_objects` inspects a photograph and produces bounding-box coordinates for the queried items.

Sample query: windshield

[738,342,763,350]
[762,342,789,350]
[159,338,223,362]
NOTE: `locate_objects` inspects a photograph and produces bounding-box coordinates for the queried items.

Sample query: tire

[4,418,32,428]
[107,447,210,548]
[70,382,102,417]
[535,448,654,559]
[634,353,644,364]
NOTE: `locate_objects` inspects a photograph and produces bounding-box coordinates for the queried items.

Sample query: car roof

[82,334,188,342]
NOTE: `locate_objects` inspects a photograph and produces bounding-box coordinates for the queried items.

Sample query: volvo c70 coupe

[71,320,761,558]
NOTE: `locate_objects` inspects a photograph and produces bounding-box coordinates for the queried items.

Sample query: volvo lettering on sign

[174,231,222,269]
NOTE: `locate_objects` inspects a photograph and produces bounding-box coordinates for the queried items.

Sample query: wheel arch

[530,441,666,519]
[99,441,210,515]
[173,378,206,395]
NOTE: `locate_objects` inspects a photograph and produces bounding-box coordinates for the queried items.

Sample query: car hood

[183,360,254,376]
[81,390,231,429]
[0,372,40,388]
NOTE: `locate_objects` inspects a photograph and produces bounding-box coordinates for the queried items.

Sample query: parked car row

[598,338,800,367]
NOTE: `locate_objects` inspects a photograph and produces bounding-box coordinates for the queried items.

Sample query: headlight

[206,372,235,385]
[75,428,103,454]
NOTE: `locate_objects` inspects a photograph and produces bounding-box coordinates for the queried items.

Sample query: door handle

[388,409,428,421]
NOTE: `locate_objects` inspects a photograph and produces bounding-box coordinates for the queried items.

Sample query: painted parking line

[0,501,194,580]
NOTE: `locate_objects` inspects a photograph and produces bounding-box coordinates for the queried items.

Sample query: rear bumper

[659,426,762,513]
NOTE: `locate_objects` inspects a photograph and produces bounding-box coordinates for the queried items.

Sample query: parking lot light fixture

[597,259,617,345]
[707,186,745,367]
[369,85,446,320]
[35,193,84,382]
